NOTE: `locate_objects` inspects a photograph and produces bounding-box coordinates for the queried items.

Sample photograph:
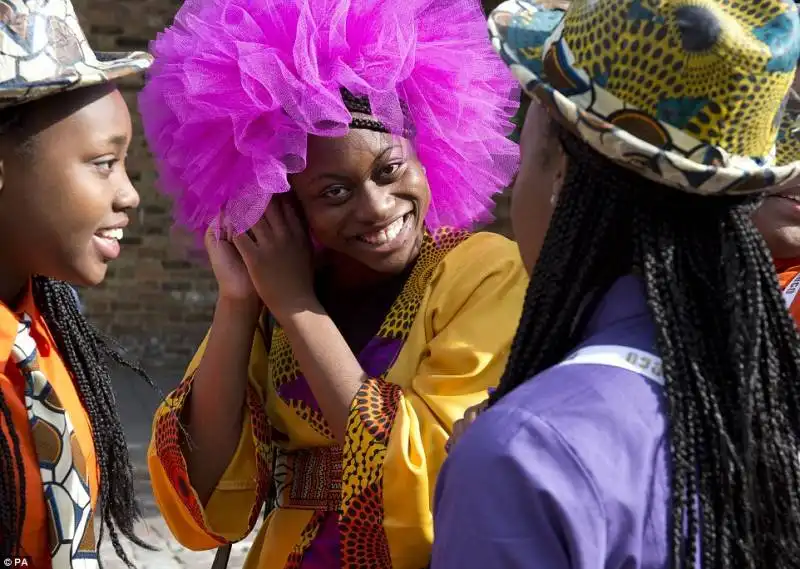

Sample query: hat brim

[489,0,800,195]
[0,50,152,109]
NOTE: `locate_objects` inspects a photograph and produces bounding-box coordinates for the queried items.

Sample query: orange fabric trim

[339,378,403,569]
[151,372,271,544]
[778,263,800,326]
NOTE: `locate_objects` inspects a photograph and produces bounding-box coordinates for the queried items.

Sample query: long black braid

[0,101,157,566]
[0,372,25,553]
[491,130,800,568]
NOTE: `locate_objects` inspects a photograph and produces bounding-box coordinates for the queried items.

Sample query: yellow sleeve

[339,233,528,567]
[148,322,273,550]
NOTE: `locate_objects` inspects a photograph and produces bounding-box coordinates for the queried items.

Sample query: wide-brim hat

[489,0,800,195]
[0,0,152,109]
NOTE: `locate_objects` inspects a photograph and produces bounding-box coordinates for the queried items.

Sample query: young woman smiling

[141,0,525,567]
[0,0,153,566]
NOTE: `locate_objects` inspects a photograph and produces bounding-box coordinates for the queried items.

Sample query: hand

[234,196,317,319]
[204,227,259,309]
[446,398,490,453]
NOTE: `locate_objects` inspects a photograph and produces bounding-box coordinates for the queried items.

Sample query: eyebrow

[105,134,129,149]
[310,144,400,184]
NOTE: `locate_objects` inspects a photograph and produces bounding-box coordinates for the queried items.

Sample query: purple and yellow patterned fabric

[147,228,529,569]
[489,0,800,195]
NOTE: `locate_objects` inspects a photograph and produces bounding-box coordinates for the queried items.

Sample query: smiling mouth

[92,227,125,262]
[95,227,124,241]
[778,193,800,205]
[356,213,412,246]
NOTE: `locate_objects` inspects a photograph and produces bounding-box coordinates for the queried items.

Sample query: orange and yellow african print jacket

[147,230,527,569]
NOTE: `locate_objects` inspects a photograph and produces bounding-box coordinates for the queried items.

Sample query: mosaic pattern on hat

[0,0,152,108]
[489,0,800,195]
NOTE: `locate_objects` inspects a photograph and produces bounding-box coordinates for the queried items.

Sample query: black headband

[340,88,414,137]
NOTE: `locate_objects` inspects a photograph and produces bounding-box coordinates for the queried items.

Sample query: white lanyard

[558,344,664,386]
[783,272,800,309]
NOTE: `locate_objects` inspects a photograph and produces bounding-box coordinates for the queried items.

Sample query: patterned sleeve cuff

[152,373,272,543]
[339,377,403,567]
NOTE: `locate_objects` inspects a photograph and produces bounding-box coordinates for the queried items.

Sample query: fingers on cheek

[232,234,256,261]
[251,218,270,242]
[205,227,222,250]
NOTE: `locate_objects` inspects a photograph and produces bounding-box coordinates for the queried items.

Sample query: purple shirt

[432,276,679,569]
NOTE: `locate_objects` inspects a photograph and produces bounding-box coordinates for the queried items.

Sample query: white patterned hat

[0,0,152,108]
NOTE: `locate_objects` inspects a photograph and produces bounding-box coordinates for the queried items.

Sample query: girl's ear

[283,191,324,254]
[285,191,310,233]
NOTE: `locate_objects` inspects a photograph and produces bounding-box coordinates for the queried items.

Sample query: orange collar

[0,281,38,370]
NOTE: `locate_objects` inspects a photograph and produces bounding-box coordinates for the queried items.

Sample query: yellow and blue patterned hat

[489,0,800,195]
[0,0,152,109]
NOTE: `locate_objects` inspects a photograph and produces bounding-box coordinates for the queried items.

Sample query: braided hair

[0,101,156,566]
[491,130,800,568]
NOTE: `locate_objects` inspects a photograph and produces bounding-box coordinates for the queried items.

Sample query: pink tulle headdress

[139,0,520,237]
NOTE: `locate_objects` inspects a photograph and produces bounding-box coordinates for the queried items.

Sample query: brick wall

[73,0,514,367]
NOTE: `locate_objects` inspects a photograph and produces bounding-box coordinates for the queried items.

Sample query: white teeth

[358,215,406,245]
[96,228,123,240]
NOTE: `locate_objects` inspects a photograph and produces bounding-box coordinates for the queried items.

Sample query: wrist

[271,296,324,323]
[215,296,262,324]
